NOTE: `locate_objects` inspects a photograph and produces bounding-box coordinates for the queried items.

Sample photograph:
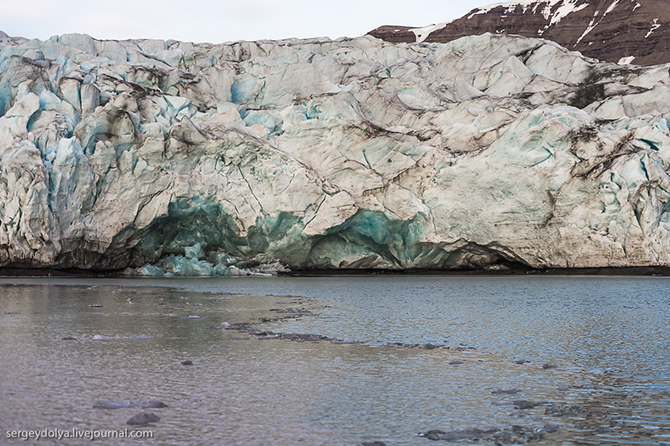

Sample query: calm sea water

[0,276,669,445]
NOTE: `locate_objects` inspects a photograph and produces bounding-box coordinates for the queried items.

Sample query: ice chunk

[184,243,205,260]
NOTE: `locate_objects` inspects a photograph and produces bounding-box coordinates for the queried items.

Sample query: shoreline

[3,265,670,278]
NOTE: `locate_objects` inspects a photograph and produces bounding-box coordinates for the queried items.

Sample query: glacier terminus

[2,32,670,275]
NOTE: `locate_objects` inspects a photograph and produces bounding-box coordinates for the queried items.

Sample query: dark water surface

[0,276,669,445]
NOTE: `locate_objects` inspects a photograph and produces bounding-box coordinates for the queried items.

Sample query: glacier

[2,31,670,274]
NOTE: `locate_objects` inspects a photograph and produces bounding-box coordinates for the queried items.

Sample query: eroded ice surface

[3,32,670,273]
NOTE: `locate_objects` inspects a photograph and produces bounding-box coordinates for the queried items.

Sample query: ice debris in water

[127,244,278,276]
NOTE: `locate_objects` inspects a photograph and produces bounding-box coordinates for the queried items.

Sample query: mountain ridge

[369,0,670,66]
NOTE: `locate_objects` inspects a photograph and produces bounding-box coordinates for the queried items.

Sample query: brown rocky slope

[369,0,670,66]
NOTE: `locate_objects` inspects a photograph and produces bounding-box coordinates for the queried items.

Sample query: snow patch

[410,21,451,43]
[469,0,588,36]
[470,0,587,25]
[548,0,588,26]
[618,56,635,65]
[576,16,598,44]
[645,18,660,38]
[605,0,620,15]
[469,0,544,18]
[575,0,622,45]
[633,1,641,11]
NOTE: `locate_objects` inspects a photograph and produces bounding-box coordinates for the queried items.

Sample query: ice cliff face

[2,32,670,274]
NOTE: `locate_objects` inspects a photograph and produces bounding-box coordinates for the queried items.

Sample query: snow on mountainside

[369,0,670,66]
[3,32,670,274]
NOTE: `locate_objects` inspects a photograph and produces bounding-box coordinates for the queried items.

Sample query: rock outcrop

[2,32,670,273]
[369,0,670,66]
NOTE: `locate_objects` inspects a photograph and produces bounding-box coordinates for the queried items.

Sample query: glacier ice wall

[2,31,670,272]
